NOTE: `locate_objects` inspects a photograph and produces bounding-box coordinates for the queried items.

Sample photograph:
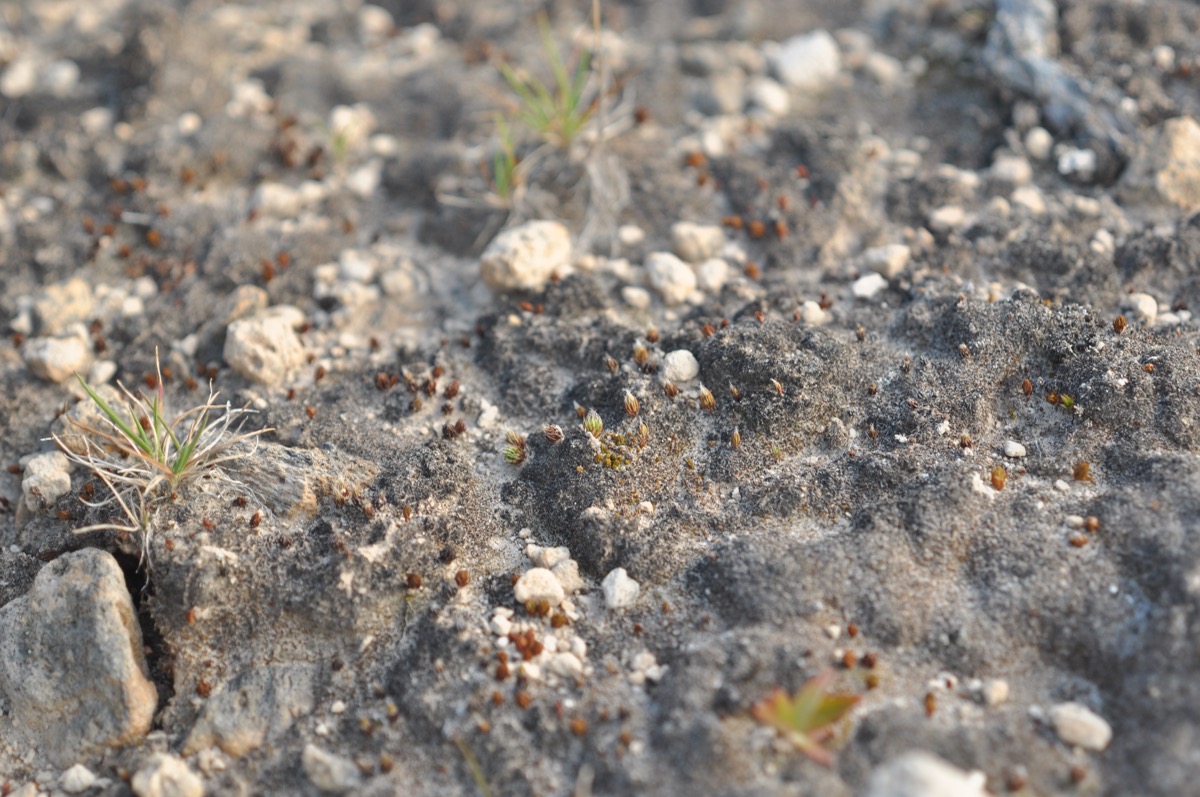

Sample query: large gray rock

[0,548,157,767]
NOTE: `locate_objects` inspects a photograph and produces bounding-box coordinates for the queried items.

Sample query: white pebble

[551,559,585,595]
[990,154,1032,185]
[21,452,72,510]
[1054,479,1070,492]
[1050,702,1112,751]
[862,244,910,278]
[59,764,96,794]
[1057,147,1097,181]
[544,652,584,679]
[746,76,790,116]
[1003,441,1026,458]
[696,258,731,293]
[0,57,37,98]
[851,272,887,300]
[1125,293,1157,326]
[671,222,726,264]
[622,286,652,309]
[513,568,565,608]
[798,300,829,325]
[1025,127,1053,160]
[224,307,306,386]
[982,679,1009,707]
[928,205,966,232]
[663,350,700,383]
[644,251,697,306]
[131,754,203,797]
[1011,186,1046,214]
[1065,515,1085,529]
[22,332,92,383]
[618,225,645,247]
[601,568,640,610]
[770,30,842,92]
[480,220,572,292]
[302,744,361,794]
[866,751,987,797]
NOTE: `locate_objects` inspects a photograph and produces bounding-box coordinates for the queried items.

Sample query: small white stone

[42,59,80,97]
[357,4,395,45]
[864,52,903,86]
[618,224,645,247]
[928,205,966,232]
[544,652,584,679]
[1,57,38,98]
[1050,702,1112,751]
[862,244,910,278]
[770,30,842,92]
[622,286,651,309]
[696,258,731,293]
[23,332,92,383]
[851,272,887,300]
[131,754,202,797]
[982,679,1009,706]
[746,76,790,116]
[671,222,726,264]
[252,182,307,217]
[824,624,841,640]
[551,559,585,595]
[990,154,1032,185]
[480,220,572,293]
[1011,186,1046,214]
[224,307,306,386]
[517,661,541,681]
[1057,147,1097,181]
[337,250,376,283]
[514,568,565,608]
[601,568,640,609]
[1125,293,1157,326]
[59,764,96,794]
[22,452,72,510]
[330,700,346,714]
[1025,127,1053,160]
[663,350,700,383]
[1153,44,1176,71]
[865,751,987,797]
[1055,479,1070,492]
[644,252,697,306]
[798,300,829,325]
[302,744,361,794]
[535,546,571,569]
[345,161,381,198]
[936,420,951,436]
[1003,441,1026,458]
[490,614,512,636]
[379,268,416,297]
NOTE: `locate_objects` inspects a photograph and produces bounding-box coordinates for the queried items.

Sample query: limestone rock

[0,549,157,767]
[480,220,571,292]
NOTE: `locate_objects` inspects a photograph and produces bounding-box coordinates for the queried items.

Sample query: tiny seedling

[490,113,520,201]
[497,12,595,149]
[51,352,268,563]
[751,671,860,766]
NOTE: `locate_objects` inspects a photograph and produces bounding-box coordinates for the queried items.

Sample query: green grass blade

[76,376,154,456]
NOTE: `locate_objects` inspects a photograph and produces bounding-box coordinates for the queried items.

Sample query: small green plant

[497,12,595,149]
[51,352,268,560]
[490,113,520,200]
[751,671,860,766]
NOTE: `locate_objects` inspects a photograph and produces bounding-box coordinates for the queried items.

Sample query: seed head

[637,422,650,448]
[505,430,527,450]
[624,391,640,417]
[583,409,603,438]
[730,428,741,449]
[604,355,619,374]
[633,344,648,366]
[771,378,783,396]
[991,465,1006,491]
[503,445,526,466]
[1113,315,1127,334]
[663,381,678,399]
[543,424,564,443]
[699,385,716,411]
[729,383,742,402]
